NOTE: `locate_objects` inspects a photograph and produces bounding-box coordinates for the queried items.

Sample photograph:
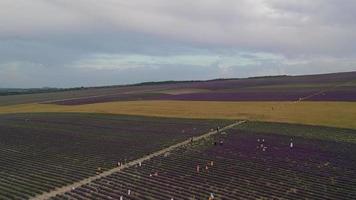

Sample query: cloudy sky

[1,0,356,88]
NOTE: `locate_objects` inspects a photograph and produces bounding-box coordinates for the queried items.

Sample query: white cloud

[0,0,356,87]
[71,52,284,71]
[1,0,356,55]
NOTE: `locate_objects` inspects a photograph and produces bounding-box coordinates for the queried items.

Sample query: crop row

[0,113,228,199]
[55,128,356,199]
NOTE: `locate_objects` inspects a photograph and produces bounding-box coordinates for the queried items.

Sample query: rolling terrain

[0,71,356,199]
[47,71,356,105]
[1,71,356,106]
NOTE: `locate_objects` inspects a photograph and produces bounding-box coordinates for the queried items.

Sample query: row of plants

[56,126,356,199]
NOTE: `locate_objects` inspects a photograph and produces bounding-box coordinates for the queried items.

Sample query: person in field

[210,161,214,166]
[120,195,123,200]
[260,139,265,148]
[290,138,294,148]
[128,189,131,195]
[209,193,215,200]
[219,140,224,146]
[196,165,200,173]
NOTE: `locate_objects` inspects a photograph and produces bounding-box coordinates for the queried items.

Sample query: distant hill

[0,71,355,106]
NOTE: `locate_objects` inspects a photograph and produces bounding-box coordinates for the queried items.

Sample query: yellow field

[0,100,355,129]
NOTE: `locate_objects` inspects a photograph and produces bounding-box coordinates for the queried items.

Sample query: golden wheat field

[0,100,355,129]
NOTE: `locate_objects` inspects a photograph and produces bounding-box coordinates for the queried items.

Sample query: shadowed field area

[0,100,355,130]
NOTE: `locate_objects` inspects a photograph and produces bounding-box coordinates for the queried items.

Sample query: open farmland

[1,71,356,107]
[47,72,356,105]
[1,101,356,130]
[0,84,176,107]
[0,72,355,200]
[0,113,230,199]
[160,86,356,102]
[53,122,356,200]
[3,1,356,199]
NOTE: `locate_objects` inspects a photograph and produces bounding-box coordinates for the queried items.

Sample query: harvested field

[54,122,356,199]
[1,101,355,129]
[0,113,229,199]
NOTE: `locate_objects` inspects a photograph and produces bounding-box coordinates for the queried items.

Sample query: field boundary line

[298,79,356,102]
[38,89,161,104]
[32,120,246,200]
[39,94,117,104]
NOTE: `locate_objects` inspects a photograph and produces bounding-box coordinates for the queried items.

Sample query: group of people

[213,140,224,146]
[149,171,159,177]
[115,126,226,200]
[118,189,131,200]
[257,138,267,151]
[117,158,129,167]
[257,138,294,151]
[196,160,214,173]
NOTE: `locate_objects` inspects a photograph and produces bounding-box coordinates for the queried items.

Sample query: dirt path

[38,88,162,104]
[38,93,118,104]
[298,80,356,101]
[32,120,246,200]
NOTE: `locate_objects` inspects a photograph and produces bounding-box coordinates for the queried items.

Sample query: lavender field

[42,71,356,105]
[1,72,356,199]
[3,1,356,199]
[55,122,356,200]
[0,113,229,199]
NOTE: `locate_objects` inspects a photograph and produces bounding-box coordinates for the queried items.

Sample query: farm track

[299,79,356,101]
[32,121,245,200]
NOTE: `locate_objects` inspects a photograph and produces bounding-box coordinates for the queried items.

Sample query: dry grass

[0,100,355,130]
